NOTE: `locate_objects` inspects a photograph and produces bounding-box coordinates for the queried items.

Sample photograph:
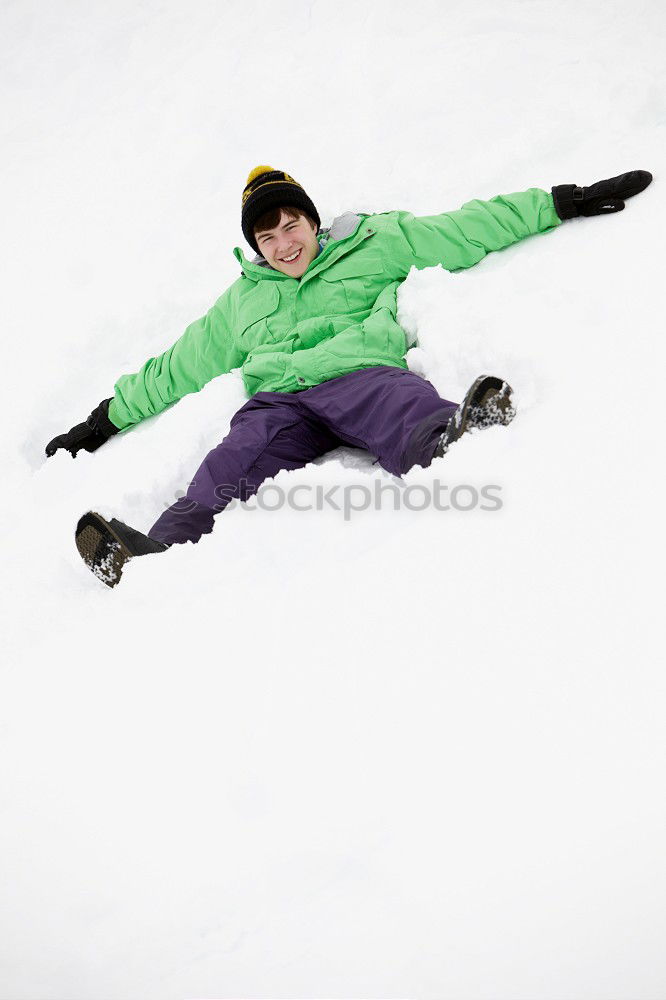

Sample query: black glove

[45,398,120,458]
[552,169,652,220]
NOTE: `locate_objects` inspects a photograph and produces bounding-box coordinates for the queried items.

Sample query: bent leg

[148,393,339,544]
[299,366,458,476]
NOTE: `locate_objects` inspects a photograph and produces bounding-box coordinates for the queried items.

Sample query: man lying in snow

[45,165,652,587]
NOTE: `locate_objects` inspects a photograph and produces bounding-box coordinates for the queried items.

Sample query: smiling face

[254,208,320,277]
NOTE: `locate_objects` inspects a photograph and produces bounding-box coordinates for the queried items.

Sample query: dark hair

[253,204,316,237]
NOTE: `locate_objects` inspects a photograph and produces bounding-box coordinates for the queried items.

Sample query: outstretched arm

[46,285,245,458]
[385,169,652,276]
[388,187,562,274]
[108,288,243,431]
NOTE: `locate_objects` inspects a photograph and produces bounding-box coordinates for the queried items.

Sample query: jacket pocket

[238,282,281,348]
[320,253,386,315]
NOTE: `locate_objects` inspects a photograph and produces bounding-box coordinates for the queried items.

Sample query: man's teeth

[281,249,301,262]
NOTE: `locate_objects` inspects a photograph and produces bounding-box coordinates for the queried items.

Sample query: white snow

[2,1,666,997]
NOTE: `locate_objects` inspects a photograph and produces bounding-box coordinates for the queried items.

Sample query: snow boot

[75,511,169,588]
[435,376,516,457]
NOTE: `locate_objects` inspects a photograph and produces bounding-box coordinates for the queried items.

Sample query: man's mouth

[280,249,301,263]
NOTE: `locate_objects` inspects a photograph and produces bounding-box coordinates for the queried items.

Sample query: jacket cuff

[88,398,121,438]
[552,184,583,220]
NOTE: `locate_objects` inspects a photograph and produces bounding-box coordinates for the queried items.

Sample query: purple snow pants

[148,366,458,545]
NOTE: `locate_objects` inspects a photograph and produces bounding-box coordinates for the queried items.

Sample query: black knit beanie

[241,165,321,254]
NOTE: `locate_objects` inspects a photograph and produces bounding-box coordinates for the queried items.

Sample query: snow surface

[2,1,666,997]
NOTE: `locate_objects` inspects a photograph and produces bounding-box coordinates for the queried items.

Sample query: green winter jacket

[107,188,562,431]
